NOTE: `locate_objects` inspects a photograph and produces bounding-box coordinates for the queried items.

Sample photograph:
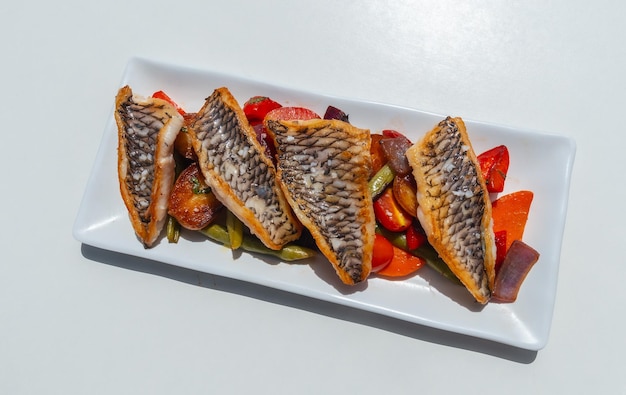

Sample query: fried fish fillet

[115,85,184,247]
[188,87,302,250]
[265,118,375,285]
[406,117,496,303]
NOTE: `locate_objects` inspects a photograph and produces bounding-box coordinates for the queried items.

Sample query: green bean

[226,210,243,250]
[166,216,181,243]
[199,223,316,262]
[368,163,395,199]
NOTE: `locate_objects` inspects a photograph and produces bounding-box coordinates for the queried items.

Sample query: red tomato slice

[376,245,425,277]
[371,234,394,273]
[264,106,321,122]
[373,188,413,232]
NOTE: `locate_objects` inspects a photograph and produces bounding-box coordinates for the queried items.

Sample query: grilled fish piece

[115,85,184,247]
[188,87,302,250]
[406,117,496,303]
[265,118,375,285]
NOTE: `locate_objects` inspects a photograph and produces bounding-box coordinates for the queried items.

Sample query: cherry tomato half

[371,234,394,273]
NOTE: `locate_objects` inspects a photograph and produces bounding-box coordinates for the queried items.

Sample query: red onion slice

[380,137,412,175]
[492,240,540,303]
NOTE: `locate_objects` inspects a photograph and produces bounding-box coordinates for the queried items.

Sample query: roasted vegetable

[380,135,412,176]
[492,240,540,303]
[369,133,387,176]
[323,105,349,122]
[372,234,394,273]
[243,96,282,126]
[200,223,316,262]
[376,245,425,278]
[477,145,510,193]
[168,163,223,230]
[491,190,534,253]
[368,163,395,199]
[373,187,413,232]
[392,173,418,217]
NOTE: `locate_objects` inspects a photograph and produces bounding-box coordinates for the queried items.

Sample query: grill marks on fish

[115,85,183,247]
[188,87,302,250]
[406,117,496,303]
[266,119,374,285]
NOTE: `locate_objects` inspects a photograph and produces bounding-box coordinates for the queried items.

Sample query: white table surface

[2,0,624,393]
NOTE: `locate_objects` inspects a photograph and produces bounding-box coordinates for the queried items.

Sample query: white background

[1,0,624,394]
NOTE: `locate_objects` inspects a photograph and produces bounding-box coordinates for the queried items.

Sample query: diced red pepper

[243,96,282,126]
[152,90,186,115]
[477,145,510,193]
[373,188,413,232]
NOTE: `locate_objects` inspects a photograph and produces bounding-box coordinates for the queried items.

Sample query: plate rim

[73,56,577,351]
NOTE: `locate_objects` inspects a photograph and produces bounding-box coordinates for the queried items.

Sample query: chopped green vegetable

[199,222,316,262]
[376,226,461,284]
[226,210,244,250]
[368,163,395,199]
[166,216,181,243]
[191,176,211,194]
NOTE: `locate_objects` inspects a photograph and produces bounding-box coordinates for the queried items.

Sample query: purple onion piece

[492,240,540,303]
[380,137,412,176]
[323,105,349,123]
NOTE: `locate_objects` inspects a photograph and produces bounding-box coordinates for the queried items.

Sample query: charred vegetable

[168,162,223,230]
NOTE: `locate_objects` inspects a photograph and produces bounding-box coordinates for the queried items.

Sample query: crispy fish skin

[406,117,496,303]
[265,119,374,285]
[188,87,302,250]
[115,85,184,247]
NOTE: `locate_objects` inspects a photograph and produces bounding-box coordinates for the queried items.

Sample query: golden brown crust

[266,119,374,285]
[407,117,496,303]
[188,87,302,250]
[115,85,183,247]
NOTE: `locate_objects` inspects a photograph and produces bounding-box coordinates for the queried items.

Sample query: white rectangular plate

[73,57,575,350]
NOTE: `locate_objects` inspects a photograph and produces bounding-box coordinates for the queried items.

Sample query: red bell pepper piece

[491,190,534,253]
[406,223,426,251]
[477,145,510,193]
[243,96,282,126]
[152,90,186,116]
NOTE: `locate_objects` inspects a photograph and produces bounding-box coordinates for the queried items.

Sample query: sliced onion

[492,240,540,303]
[323,105,349,123]
[380,137,412,175]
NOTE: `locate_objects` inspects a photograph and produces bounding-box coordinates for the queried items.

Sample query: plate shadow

[80,243,538,363]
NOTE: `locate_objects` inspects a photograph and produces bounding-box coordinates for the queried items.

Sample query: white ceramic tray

[73,57,576,350]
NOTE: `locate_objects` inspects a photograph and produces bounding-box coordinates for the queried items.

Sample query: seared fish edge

[406,117,496,303]
[115,85,184,247]
[266,118,375,285]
